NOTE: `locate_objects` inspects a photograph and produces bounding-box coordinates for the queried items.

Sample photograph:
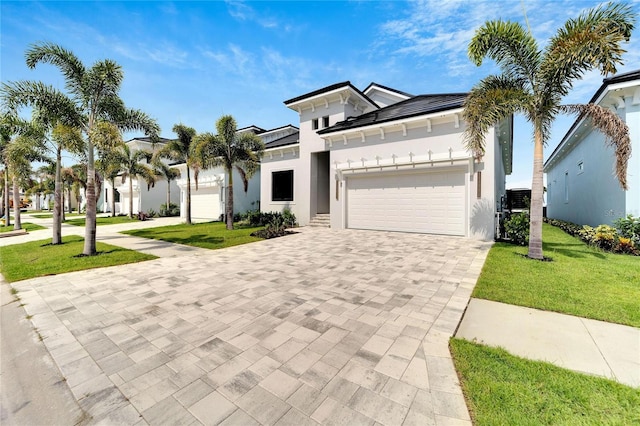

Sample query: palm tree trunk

[226,167,233,230]
[166,179,171,210]
[83,139,97,256]
[129,177,134,219]
[110,179,116,218]
[61,186,66,222]
[4,165,10,227]
[186,167,191,225]
[528,125,545,260]
[12,175,21,230]
[53,149,62,244]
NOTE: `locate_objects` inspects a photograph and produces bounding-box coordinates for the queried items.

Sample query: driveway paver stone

[12,228,490,425]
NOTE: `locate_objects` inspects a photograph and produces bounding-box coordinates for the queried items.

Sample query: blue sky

[2,0,639,188]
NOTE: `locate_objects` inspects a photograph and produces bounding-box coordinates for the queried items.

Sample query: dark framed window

[272,170,294,201]
[312,118,319,130]
[322,116,329,128]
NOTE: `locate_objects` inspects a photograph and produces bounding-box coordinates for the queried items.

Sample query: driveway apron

[13,228,491,425]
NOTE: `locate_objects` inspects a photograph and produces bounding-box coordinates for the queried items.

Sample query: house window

[312,119,319,130]
[577,161,584,174]
[272,170,294,201]
[322,116,329,128]
[564,172,569,203]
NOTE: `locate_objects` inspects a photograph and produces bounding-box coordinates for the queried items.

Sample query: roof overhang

[284,83,377,115]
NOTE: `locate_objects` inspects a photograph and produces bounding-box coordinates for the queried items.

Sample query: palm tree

[194,115,264,230]
[156,124,197,224]
[152,158,180,211]
[1,42,159,255]
[112,144,156,218]
[463,2,636,260]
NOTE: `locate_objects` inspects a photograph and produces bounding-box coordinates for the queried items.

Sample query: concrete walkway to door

[10,228,491,425]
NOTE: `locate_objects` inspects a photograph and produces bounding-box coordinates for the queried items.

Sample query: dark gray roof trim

[237,125,266,134]
[263,124,299,132]
[126,136,173,144]
[317,93,468,134]
[264,131,299,149]
[284,81,377,108]
[545,68,640,166]
[363,82,413,98]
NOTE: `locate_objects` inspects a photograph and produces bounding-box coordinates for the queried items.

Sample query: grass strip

[0,223,47,233]
[473,223,640,327]
[450,338,640,425]
[65,216,139,226]
[122,221,264,250]
[0,235,156,282]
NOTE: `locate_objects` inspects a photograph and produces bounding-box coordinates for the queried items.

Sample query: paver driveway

[14,228,491,425]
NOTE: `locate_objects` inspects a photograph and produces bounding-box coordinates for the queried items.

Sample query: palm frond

[540,2,637,98]
[25,42,85,97]
[468,20,540,86]
[560,103,631,189]
[463,75,531,158]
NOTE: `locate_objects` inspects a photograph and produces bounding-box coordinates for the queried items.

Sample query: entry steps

[308,214,330,228]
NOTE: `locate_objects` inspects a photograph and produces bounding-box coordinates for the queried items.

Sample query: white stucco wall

[546,96,638,226]
[260,151,303,221]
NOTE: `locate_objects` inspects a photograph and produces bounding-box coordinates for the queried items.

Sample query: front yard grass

[65,215,139,226]
[473,223,640,327]
[122,221,265,250]
[450,338,640,425]
[0,223,46,233]
[0,235,157,282]
[30,212,83,219]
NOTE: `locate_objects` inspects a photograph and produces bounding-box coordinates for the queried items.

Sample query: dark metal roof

[284,81,377,108]
[126,136,173,144]
[263,124,299,133]
[237,125,266,134]
[317,93,468,134]
[363,82,413,98]
[264,131,299,149]
[545,68,640,167]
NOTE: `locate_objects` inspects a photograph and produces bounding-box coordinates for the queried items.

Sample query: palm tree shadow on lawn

[541,241,606,260]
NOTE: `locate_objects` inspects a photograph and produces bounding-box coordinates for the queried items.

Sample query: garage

[189,186,221,222]
[346,169,466,235]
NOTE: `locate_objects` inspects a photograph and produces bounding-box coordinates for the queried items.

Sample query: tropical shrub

[592,225,618,251]
[504,211,529,246]
[614,237,638,255]
[614,215,640,246]
[282,208,297,228]
[159,202,180,217]
[146,208,158,218]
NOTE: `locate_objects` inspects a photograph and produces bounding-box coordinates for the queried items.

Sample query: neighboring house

[260,81,513,240]
[175,125,298,222]
[544,70,640,226]
[102,137,180,216]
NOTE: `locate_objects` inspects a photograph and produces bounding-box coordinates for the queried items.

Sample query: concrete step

[308,214,330,228]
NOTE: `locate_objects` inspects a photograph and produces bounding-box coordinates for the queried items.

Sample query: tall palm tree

[194,115,264,230]
[156,124,197,224]
[463,2,636,260]
[1,42,159,255]
[152,158,180,211]
[114,144,155,218]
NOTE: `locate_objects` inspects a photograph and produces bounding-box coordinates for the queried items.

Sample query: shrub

[614,237,638,255]
[146,208,158,218]
[614,215,640,246]
[578,225,596,244]
[282,208,297,228]
[159,203,180,217]
[592,225,618,251]
[251,215,290,239]
[504,211,529,245]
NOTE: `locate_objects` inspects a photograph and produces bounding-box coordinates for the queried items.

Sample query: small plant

[614,237,638,255]
[282,208,297,228]
[504,211,529,245]
[578,225,596,243]
[592,225,617,251]
[146,208,158,218]
[614,215,640,246]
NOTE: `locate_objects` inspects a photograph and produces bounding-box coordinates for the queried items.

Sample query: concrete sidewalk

[456,298,640,388]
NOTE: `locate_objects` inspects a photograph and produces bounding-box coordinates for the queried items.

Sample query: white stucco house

[102,137,180,216]
[544,69,639,226]
[260,82,513,240]
[176,125,298,222]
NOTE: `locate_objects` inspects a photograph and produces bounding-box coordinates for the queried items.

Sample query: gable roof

[545,68,640,168]
[237,125,266,134]
[317,93,467,134]
[126,136,173,144]
[264,131,299,150]
[363,82,413,98]
[283,81,377,110]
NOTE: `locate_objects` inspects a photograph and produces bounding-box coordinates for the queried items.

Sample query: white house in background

[544,69,640,226]
[175,125,298,222]
[102,137,180,216]
[260,81,513,240]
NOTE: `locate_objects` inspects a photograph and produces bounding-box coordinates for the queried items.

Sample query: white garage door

[347,170,466,235]
[191,187,221,221]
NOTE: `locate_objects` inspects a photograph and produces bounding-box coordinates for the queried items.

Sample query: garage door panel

[191,187,221,221]
[347,171,466,235]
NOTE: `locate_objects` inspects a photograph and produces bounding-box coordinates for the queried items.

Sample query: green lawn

[122,221,265,250]
[473,223,640,327]
[30,212,83,219]
[0,223,46,233]
[65,215,139,226]
[0,235,157,282]
[450,338,640,425]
